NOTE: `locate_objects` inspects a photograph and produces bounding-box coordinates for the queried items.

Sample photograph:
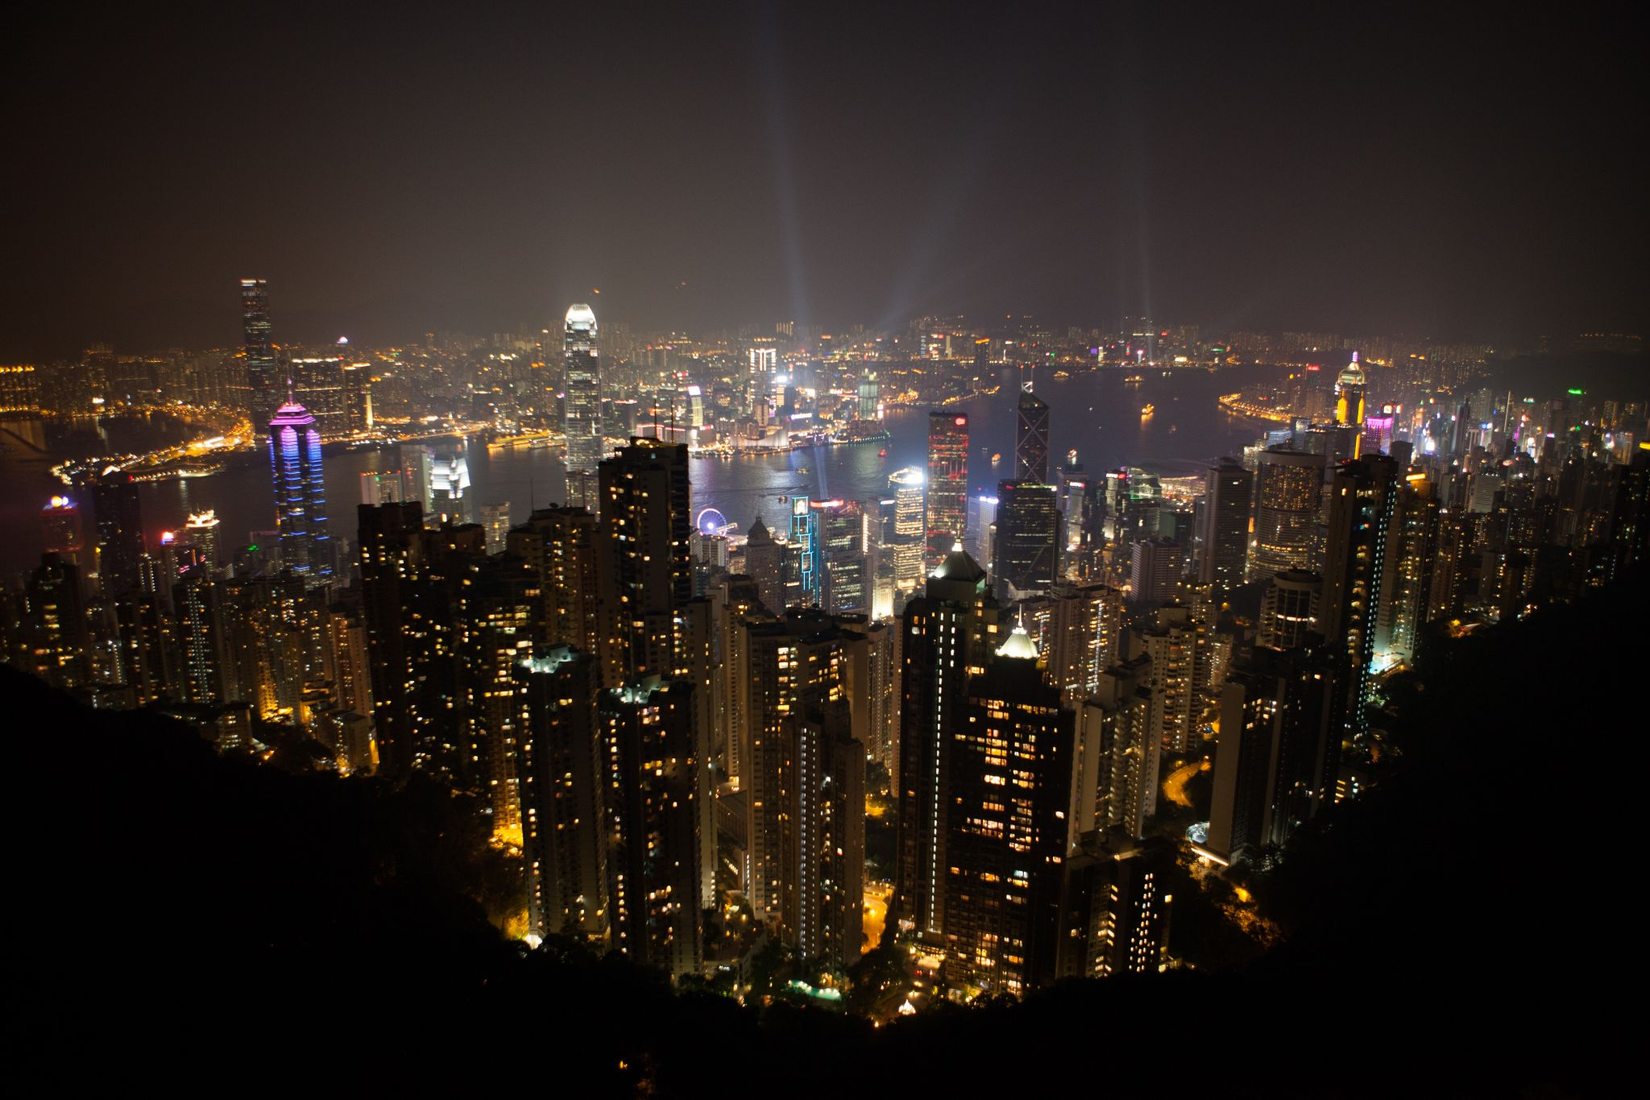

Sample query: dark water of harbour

[1,365,1282,575]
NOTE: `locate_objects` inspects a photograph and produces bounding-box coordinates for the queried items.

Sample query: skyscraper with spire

[1015,386,1050,483]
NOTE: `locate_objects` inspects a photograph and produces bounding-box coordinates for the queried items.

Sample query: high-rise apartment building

[516,645,609,944]
[1258,570,1321,650]
[895,543,999,938]
[944,625,1072,997]
[596,438,692,687]
[599,678,703,977]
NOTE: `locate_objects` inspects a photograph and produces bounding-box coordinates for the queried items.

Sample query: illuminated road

[1162,759,1208,809]
[862,882,890,954]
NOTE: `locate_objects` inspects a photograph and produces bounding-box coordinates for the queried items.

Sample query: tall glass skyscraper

[269,400,331,582]
[241,278,279,430]
[563,303,603,478]
[924,411,969,567]
[1015,387,1050,483]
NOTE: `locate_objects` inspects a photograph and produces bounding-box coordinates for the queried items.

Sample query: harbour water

[0,364,1282,574]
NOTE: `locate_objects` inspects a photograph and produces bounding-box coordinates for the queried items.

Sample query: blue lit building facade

[269,400,331,582]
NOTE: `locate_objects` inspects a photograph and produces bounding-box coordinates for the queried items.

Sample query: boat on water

[1140,403,1156,418]
[1123,373,1144,385]
[877,447,887,457]
[991,452,1002,466]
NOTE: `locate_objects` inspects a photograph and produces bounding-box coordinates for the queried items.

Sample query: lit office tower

[174,568,232,704]
[789,496,822,607]
[966,493,998,576]
[1208,643,1340,861]
[857,368,881,421]
[184,510,221,567]
[1258,570,1321,650]
[895,543,1000,939]
[1250,447,1327,581]
[515,646,609,944]
[1071,655,1157,840]
[563,303,603,488]
[924,412,970,567]
[945,625,1073,997]
[993,480,1060,602]
[290,356,347,439]
[1322,455,1399,745]
[1196,459,1253,593]
[268,400,331,583]
[599,678,703,977]
[596,438,692,686]
[1015,387,1050,483]
[1334,353,1368,453]
[1374,474,1439,670]
[749,341,778,406]
[888,467,926,596]
[240,278,279,429]
[507,506,600,653]
[41,495,84,568]
[92,469,144,597]
[743,515,786,613]
[813,498,868,614]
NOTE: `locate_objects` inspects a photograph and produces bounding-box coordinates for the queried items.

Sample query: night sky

[4,3,1644,356]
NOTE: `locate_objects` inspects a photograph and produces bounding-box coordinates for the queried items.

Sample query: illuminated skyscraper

[564,304,603,482]
[1322,455,1399,744]
[789,496,822,607]
[1015,387,1050,483]
[596,438,692,686]
[41,495,84,568]
[945,625,1073,997]
[924,411,969,567]
[240,277,279,430]
[888,467,926,596]
[599,678,704,977]
[184,510,221,567]
[743,514,786,613]
[1334,353,1368,456]
[268,400,331,583]
[1258,570,1321,650]
[895,543,999,939]
[1251,447,1326,581]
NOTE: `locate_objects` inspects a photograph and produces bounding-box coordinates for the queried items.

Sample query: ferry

[1123,373,1144,385]
[1140,403,1156,418]
[991,452,1002,467]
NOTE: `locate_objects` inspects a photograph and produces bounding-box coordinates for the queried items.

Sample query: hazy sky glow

[3,3,1644,354]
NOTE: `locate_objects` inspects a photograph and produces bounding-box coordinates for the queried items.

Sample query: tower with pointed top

[564,304,603,490]
[1335,353,1368,456]
[269,399,331,582]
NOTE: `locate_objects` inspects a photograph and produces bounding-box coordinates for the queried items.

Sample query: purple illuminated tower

[269,400,331,581]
